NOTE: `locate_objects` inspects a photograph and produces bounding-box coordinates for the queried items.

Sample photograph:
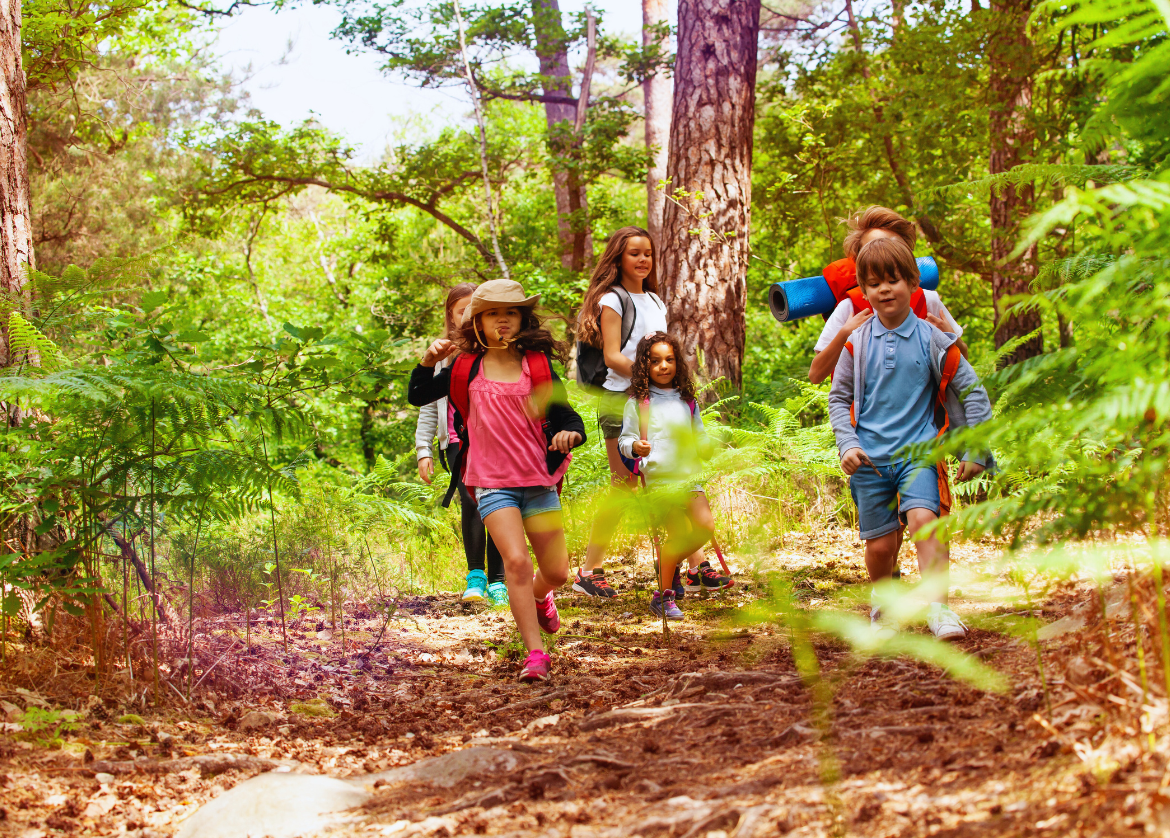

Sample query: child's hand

[839,308,874,337]
[633,440,651,457]
[549,430,582,453]
[924,313,953,333]
[421,338,456,367]
[418,457,434,484]
[956,461,985,482]
[840,447,870,476]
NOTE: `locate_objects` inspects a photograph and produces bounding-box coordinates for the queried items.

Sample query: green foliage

[933,0,1170,547]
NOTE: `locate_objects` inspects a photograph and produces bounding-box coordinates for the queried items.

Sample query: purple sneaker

[650,589,684,621]
[535,591,560,633]
[519,649,552,682]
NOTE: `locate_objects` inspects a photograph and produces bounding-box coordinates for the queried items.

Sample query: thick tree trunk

[642,0,672,245]
[531,0,591,270]
[659,0,760,391]
[988,0,1042,365]
[0,0,31,370]
[0,0,31,448]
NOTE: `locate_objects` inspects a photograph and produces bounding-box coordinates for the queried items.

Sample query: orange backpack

[824,257,929,321]
[843,340,963,517]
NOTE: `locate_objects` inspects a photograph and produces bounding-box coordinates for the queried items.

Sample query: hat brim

[462,293,541,325]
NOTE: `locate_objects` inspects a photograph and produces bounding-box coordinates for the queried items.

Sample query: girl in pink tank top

[407,280,586,683]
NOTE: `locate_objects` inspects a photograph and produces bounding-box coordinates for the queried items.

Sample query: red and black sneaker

[685,560,734,593]
[572,569,618,598]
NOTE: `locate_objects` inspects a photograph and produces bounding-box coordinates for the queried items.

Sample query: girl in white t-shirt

[573,226,668,598]
[807,207,969,384]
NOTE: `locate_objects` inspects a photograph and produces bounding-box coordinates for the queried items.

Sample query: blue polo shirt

[856,312,938,465]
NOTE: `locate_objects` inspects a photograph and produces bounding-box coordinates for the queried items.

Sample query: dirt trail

[0,530,1163,837]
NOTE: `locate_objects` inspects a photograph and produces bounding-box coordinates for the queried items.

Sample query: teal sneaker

[462,569,488,602]
[487,581,509,608]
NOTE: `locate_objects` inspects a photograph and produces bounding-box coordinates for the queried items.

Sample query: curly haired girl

[618,333,729,621]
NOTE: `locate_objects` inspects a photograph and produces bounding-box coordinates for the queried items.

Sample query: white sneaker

[870,607,897,640]
[928,604,968,640]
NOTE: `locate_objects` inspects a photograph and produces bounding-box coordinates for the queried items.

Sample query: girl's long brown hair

[629,332,696,404]
[456,308,570,364]
[444,283,478,338]
[577,226,658,348]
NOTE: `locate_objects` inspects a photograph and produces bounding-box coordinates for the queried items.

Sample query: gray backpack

[575,287,664,388]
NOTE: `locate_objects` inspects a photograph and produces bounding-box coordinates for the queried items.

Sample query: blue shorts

[475,486,561,521]
[849,460,940,540]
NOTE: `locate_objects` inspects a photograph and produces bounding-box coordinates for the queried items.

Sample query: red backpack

[824,257,928,321]
[446,350,559,493]
[842,340,963,517]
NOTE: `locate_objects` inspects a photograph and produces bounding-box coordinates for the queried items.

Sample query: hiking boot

[534,590,561,633]
[572,569,618,598]
[462,569,488,602]
[519,649,551,682]
[487,581,509,608]
[928,604,968,641]
[685,560,733,593]
[649,589,684,621]
[870,606,897,640]
[654,559,685,598]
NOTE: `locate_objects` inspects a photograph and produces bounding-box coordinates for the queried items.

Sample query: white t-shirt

[813,289,962,352]
[599,290,668,392]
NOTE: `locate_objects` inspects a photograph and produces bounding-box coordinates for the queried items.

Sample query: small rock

[1037,614,1086,641]
[316,630,333,641]
[238,711,278,731]
[356,747,528,791]
[95,772,116,784]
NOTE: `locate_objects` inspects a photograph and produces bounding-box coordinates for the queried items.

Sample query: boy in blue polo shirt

[828,237,993,640]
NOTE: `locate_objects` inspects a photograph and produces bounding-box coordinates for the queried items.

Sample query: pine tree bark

[531,0,591,270]
[642,0,671,245]
[988,0,1042,365]
[659,0,760,391]
[0,0,31,363]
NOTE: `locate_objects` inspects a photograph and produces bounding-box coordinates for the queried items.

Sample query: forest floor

[0,527,1166,838]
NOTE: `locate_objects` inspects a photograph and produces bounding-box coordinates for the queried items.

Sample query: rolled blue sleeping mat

[768,256,940,323]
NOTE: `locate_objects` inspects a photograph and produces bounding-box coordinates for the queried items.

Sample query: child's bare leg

[865,531,900,582]
[582,441,634,571]
[483,508,544,652]
[905,508,948,604]
[524,511,570,601]
[684,494,716,569]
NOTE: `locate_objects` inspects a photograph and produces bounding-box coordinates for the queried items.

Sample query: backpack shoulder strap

[526,351,555,419]
[846,287,871,315]
[911,288,928,320]
[687,398,697,418]
[448,354,481,426]
[935,344,963,435]
[844,341,854,356]
[609,284,636,351]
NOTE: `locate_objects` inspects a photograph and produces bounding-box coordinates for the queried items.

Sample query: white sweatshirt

[617,386,708,482]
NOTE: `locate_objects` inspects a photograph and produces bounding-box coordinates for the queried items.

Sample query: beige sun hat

[460,279,541,325]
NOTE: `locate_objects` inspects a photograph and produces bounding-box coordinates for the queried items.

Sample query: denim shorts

[848,460,940,540]
[475,486,561,520]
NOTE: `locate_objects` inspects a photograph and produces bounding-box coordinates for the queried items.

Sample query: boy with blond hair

[828,237,992,640]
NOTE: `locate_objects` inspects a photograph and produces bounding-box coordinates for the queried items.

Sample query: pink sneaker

[534,591,560,633]
[519,650,551,682]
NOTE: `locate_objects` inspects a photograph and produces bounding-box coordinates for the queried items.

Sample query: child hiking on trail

[618,333,729,621]
[809,206,968,386]
[408,280,587,682]
[573,226,669,599]
[828,238,992,641]
[414,283,507,607]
